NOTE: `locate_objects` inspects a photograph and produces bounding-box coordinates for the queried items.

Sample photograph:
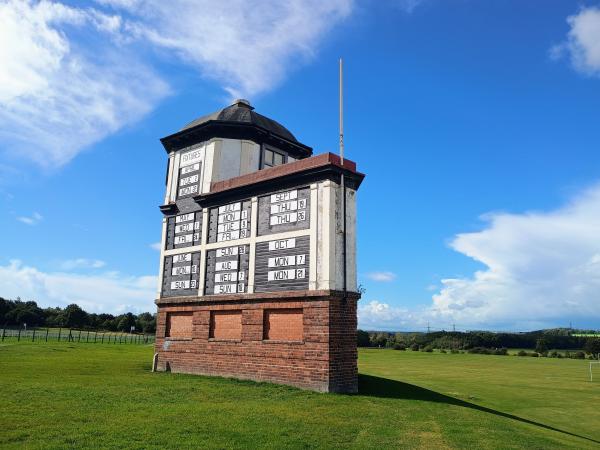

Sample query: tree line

[358,328,600,352]
[0,297,156,333]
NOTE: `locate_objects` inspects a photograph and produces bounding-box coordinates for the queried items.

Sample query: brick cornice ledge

[155,290,361,306]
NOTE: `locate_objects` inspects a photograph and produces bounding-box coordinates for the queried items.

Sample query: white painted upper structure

[156,100,364,300]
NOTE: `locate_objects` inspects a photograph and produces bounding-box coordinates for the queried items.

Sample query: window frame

[261,145,287,169]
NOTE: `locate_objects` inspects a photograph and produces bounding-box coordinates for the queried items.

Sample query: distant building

[154,99,364,392]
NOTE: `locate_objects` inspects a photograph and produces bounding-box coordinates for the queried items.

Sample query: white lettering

[215,260,239,271]
[180,149,202,167]
[268,238,296,251]
[270,190,298,203]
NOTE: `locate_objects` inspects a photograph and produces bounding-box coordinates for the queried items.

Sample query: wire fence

[0,327,155,345]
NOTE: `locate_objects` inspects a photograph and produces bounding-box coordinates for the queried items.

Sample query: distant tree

[117,313,136,332]
[63,304,88,328]
[369,332,388,347]
[5,301,44,327]
[584,338,600,358]
[43,307,65,327]
[136,312,156,333]
[535,338,548,354]
[0,298,14,325]
[357,329,370,347]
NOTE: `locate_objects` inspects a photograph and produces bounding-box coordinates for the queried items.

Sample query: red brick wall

[210,310,242,340]
[328,297,358,393]
[263,309,303,341]
[154,292,358,393]
[166,312,193,339]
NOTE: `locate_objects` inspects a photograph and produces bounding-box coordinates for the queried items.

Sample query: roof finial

[233,99,253,109]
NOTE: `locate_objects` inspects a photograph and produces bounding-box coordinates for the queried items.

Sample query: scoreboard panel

[161,252,201,297]
[257,187,310,236]
[254,236,310,292]
[204,244,250,295]
[165,211,203,250]
[207,200,252,243]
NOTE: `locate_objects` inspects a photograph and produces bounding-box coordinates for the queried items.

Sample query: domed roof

[181,99,298,143]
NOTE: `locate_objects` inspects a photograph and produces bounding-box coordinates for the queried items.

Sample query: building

[154,99,365,392]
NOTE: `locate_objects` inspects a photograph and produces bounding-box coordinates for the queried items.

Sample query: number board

[204,244,250,295]
[177,148,202,199]
[207,200,252,243]
[254,236,309,292]
[161,252,201,297]
[165,211,202,250]
[257,187,310,236]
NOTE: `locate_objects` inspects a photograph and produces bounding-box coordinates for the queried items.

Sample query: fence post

[17,328,21,342]
[94,332,97,344]
[1,328,5,342]
[101,333,105,344]
[45,328,49,342]
[86,331,90,343]
[78,330,82,342]
[68,329,73,342]
[58,328,62,342]
[119,335,122,344]
[32,329,36,342]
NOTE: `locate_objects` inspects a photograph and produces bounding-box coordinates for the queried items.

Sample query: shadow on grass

[358,374,599,445]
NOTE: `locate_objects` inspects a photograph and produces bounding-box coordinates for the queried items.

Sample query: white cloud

[366,271,397,282]
[17,212,43,226]
[149,242,162,251]
[430,183,600,330]
[551,6,600,76]
[59,258,106,270]
[0,260,156,314]
[358,300,415,330]
[0,0,352,169]
[395,0,425,14]
[0,0,169,169]
[359,184,600,331]
[95,0,353,99]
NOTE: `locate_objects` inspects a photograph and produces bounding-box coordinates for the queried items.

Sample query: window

[262,147,286,169]
[263,309,303,341]
[209,310,242,340]
[166,312,193,339]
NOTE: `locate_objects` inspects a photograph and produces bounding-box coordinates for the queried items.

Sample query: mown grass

[1,343,598,449]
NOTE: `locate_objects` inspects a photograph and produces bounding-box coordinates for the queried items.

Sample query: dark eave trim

[160,120,313,157]
[193,164,364,209]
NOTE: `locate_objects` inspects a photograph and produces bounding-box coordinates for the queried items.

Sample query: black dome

[182,99,298,143]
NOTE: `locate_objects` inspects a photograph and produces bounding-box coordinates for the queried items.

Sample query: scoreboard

[160,185,313,297]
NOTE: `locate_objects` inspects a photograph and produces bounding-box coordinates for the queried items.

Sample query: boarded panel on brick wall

[263,309,303,341]
[166,312,193,338]
[210,310,242,340]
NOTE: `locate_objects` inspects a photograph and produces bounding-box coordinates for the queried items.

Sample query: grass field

[1,343,598,449]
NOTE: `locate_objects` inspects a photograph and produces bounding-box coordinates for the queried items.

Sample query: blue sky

[1,0,600,331]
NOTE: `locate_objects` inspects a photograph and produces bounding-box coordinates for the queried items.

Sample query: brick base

[154,291,358,393]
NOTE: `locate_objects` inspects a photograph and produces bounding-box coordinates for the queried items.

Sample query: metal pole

[46,328,49,342]
[339,58,344,165]
[339,57,347,303]
[58,328,61,342]
[18,328,21,342]
[32,329,36,342]
[1,328,4,342]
